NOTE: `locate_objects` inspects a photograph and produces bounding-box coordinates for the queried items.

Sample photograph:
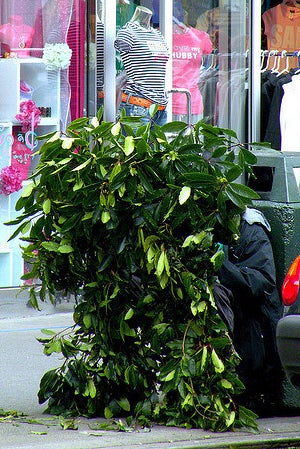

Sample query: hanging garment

[262,3,300,52]
[217,67,248,140]
[262,3,300,72]
[261,70,294,149]
[261,70,278,141]
[197,65,218,124]
[280,72,300,150]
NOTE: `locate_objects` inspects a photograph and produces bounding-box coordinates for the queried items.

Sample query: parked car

[276,255,300,388]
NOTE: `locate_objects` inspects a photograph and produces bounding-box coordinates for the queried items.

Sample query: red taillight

[282,255,300,306]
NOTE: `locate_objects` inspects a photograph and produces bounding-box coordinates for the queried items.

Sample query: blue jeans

[119,102,167,128]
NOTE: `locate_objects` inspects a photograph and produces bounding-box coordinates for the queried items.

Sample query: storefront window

[261,0,300,152]
[101,0,250,140]
[0,0,89,168]
[175,0,249,141]
[0,0,77,125]
[0,0,81,287]
[0,0,253,287]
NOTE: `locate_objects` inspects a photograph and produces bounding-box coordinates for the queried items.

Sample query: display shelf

[39,117,60,126]
[0,253,13,286]
[0,124,12,257]
[8,189,28,287]
[0,196,10,254]
[0,247,11,253]
[0,122,13,167]
[0,57,60,123]
[0,57,61,287]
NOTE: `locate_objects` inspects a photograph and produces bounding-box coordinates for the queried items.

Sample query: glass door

[176,0,250,141]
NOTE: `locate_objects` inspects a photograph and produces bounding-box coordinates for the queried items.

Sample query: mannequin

[0,15,35,57]
[114,6,169,127]
[129,6,152,29]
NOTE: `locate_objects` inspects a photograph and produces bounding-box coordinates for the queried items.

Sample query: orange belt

[121,92,166,110]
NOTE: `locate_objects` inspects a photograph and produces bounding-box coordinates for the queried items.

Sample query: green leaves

[123,136,135,156]
[41,242,73,254]
[59,416,78,430]
[211,349,225,373]
[179,186,191,205]
[225,182,260,208]
[10,113,261,432]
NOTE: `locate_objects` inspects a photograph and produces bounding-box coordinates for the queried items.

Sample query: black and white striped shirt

[114,22,169,105]
[96,22,104,90]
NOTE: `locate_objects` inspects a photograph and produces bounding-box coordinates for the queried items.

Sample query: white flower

[42,43,72,70]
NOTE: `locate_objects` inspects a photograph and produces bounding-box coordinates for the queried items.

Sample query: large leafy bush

[10,109,261,431]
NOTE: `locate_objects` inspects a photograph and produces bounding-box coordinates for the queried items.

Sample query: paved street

[0,316,72,415]
[0,291,74,415]
[1,290,300,448]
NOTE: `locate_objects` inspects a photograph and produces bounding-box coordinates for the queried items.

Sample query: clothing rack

[261,50,300,57]
[260,49,300,74]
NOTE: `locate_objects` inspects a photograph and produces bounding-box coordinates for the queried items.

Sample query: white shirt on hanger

[280,73,300,151]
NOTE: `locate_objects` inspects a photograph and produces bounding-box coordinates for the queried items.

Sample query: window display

[2,0,296,286]
[106,0,249,137]
[175,1,249,139]
[115,5,169,126]
[0,0,78,287]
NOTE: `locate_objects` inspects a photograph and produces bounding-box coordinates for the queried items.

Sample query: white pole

[249,0,261,143]
[103,0,116,122]
[159,0,173,122]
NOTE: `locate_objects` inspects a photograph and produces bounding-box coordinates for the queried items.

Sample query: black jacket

[217,208,282,393]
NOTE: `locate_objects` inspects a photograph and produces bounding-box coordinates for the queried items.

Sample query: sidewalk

[1,289,300,449]
[1,415,300,449]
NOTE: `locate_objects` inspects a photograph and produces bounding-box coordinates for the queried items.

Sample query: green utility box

[250,149,300,288]
[250,148,300,411]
